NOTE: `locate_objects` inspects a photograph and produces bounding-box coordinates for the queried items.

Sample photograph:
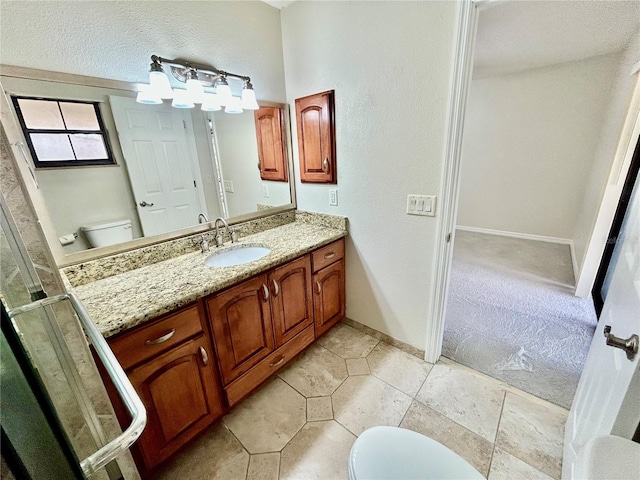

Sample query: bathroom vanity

[65,214,346,475]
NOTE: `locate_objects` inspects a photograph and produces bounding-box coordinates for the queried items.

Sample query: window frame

[11,95,116,168]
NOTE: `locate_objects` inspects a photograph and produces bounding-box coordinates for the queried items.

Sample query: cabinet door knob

[272,279,280,297]
[262,283,270,301]
[322,158,329,174]
[199,346,209,366]
[145,329,175,345]
[315,281,322,295]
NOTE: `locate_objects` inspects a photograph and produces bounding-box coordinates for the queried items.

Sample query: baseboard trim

[341,318,425,360]
[456,225,580,285]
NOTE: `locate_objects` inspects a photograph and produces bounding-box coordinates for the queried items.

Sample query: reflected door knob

[604,325,639,360]
[139,201,154,207]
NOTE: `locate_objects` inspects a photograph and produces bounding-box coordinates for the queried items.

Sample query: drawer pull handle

[145,329,176,345]
[269,355,285,368]
[316,281,322,295]
[199,346,209,366]
[262,283,270,301]
[324,252,336,259]
[272,279,280,297]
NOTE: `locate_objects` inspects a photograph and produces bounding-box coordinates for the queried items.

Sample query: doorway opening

[438,1,639,409]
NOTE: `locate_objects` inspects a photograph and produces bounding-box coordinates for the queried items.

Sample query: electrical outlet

[407,194,436,216]
[224,180,234,193]
[262,184,270,198]
[329,189,338,206]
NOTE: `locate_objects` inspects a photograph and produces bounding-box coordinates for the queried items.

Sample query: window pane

[30,134,74,161]
[59,102,100,130]
[17,99,65,129]
[69,134,108,160]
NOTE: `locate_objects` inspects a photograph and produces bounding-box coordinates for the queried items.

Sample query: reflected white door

[563,178,640,479]
[110,96,203,237]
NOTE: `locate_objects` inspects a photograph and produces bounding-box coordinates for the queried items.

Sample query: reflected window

[11,96,115,168]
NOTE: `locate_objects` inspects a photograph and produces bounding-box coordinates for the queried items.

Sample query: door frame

[424,0,640,363]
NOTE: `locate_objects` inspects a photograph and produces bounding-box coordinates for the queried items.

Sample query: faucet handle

[229,228,238,243]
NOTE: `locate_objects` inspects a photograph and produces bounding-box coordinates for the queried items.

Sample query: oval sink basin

[205,246,271,267]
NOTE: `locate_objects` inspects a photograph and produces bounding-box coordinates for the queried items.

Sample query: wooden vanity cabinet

[254,106,288,182]
[105,304,224,473]
[312,239,346,337]
[295,90,336,184]
[206,275,275,386]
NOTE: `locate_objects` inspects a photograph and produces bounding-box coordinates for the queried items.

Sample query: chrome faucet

[198,213,209,224]
[213,217,237,247]
[199,234,210,254]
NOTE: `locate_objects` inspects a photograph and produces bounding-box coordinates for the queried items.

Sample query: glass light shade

[171,89,194,109]
[149,70,174,99]
[136,85,162,105]
[201,93,221,112]
[225,96,243,114]
[186,78,205,104]
[216,83,232,106]
[241,87,259,110]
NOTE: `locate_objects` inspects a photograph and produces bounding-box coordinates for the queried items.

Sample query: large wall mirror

[0,67,296,266]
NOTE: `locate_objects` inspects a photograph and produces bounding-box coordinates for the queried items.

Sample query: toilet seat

[349,426,485,480]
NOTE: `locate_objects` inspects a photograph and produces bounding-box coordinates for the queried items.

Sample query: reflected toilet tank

[81,219,133,248]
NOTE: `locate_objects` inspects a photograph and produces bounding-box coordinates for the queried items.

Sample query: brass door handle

[322,158,329,174]
[604,325,638,360]
[262,283,269,302]
[272,279,280,297]
[145,329,175,345]
[269,355,285,368]
[199,346,209,366]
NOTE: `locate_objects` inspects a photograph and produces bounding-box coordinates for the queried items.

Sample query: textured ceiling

[475,0,640,78]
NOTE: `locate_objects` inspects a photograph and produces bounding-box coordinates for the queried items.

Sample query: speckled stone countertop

[71,220,347,338]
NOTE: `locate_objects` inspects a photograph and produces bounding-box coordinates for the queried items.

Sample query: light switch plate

[407,194,436,216]
[329,189,338,206]
[262,184,270,198]
[224,180,234,193]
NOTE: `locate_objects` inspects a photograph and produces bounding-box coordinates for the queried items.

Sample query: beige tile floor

[152,322,568,480]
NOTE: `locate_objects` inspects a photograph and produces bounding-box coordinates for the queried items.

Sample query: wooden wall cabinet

[254,106,288,182]
[295,90,336,184]
[312,239,346,337]
[107,305,224,473]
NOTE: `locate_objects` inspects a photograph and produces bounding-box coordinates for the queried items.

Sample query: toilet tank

[81,219,133,248]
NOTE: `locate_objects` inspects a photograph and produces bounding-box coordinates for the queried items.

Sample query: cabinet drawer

[312,238,344,272]
[109,305,204,370]
[225,325,315,406]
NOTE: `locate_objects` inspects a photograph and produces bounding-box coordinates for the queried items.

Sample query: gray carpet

[442,230,597,409]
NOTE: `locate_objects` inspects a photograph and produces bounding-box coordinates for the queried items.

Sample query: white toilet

[348,426,485,480]
[81,219,133,248]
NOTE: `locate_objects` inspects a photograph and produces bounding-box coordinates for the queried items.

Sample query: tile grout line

[487,390,508,476]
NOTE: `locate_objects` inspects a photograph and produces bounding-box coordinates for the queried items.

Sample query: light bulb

[241,82,259,110]
[216,77,232,106]
[225,96,243,114]
[136,85,162,104]
[201,93,221,112]
[149,70,174,99]
[186,70,204,103]
[171,89,194,109]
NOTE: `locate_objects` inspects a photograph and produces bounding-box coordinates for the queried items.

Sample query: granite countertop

[71,221,347,338]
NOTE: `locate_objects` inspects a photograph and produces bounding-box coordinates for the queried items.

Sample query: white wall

[281,1,458,350]
[456,53,620,240]
[573,32,640,296]
[0,1,286,103]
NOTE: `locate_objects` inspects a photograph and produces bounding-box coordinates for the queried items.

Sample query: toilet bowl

[349,426,484,480]
[81,219,133,248]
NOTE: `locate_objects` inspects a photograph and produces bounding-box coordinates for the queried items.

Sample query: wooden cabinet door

[206,275,275,385]
[295,90,336,183]
[313,259,346,337]
[269,255,313,347]
[128,335,224,471]
[254,106,288,182]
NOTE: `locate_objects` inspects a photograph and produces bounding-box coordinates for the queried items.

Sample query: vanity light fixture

[138,55,258,113]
